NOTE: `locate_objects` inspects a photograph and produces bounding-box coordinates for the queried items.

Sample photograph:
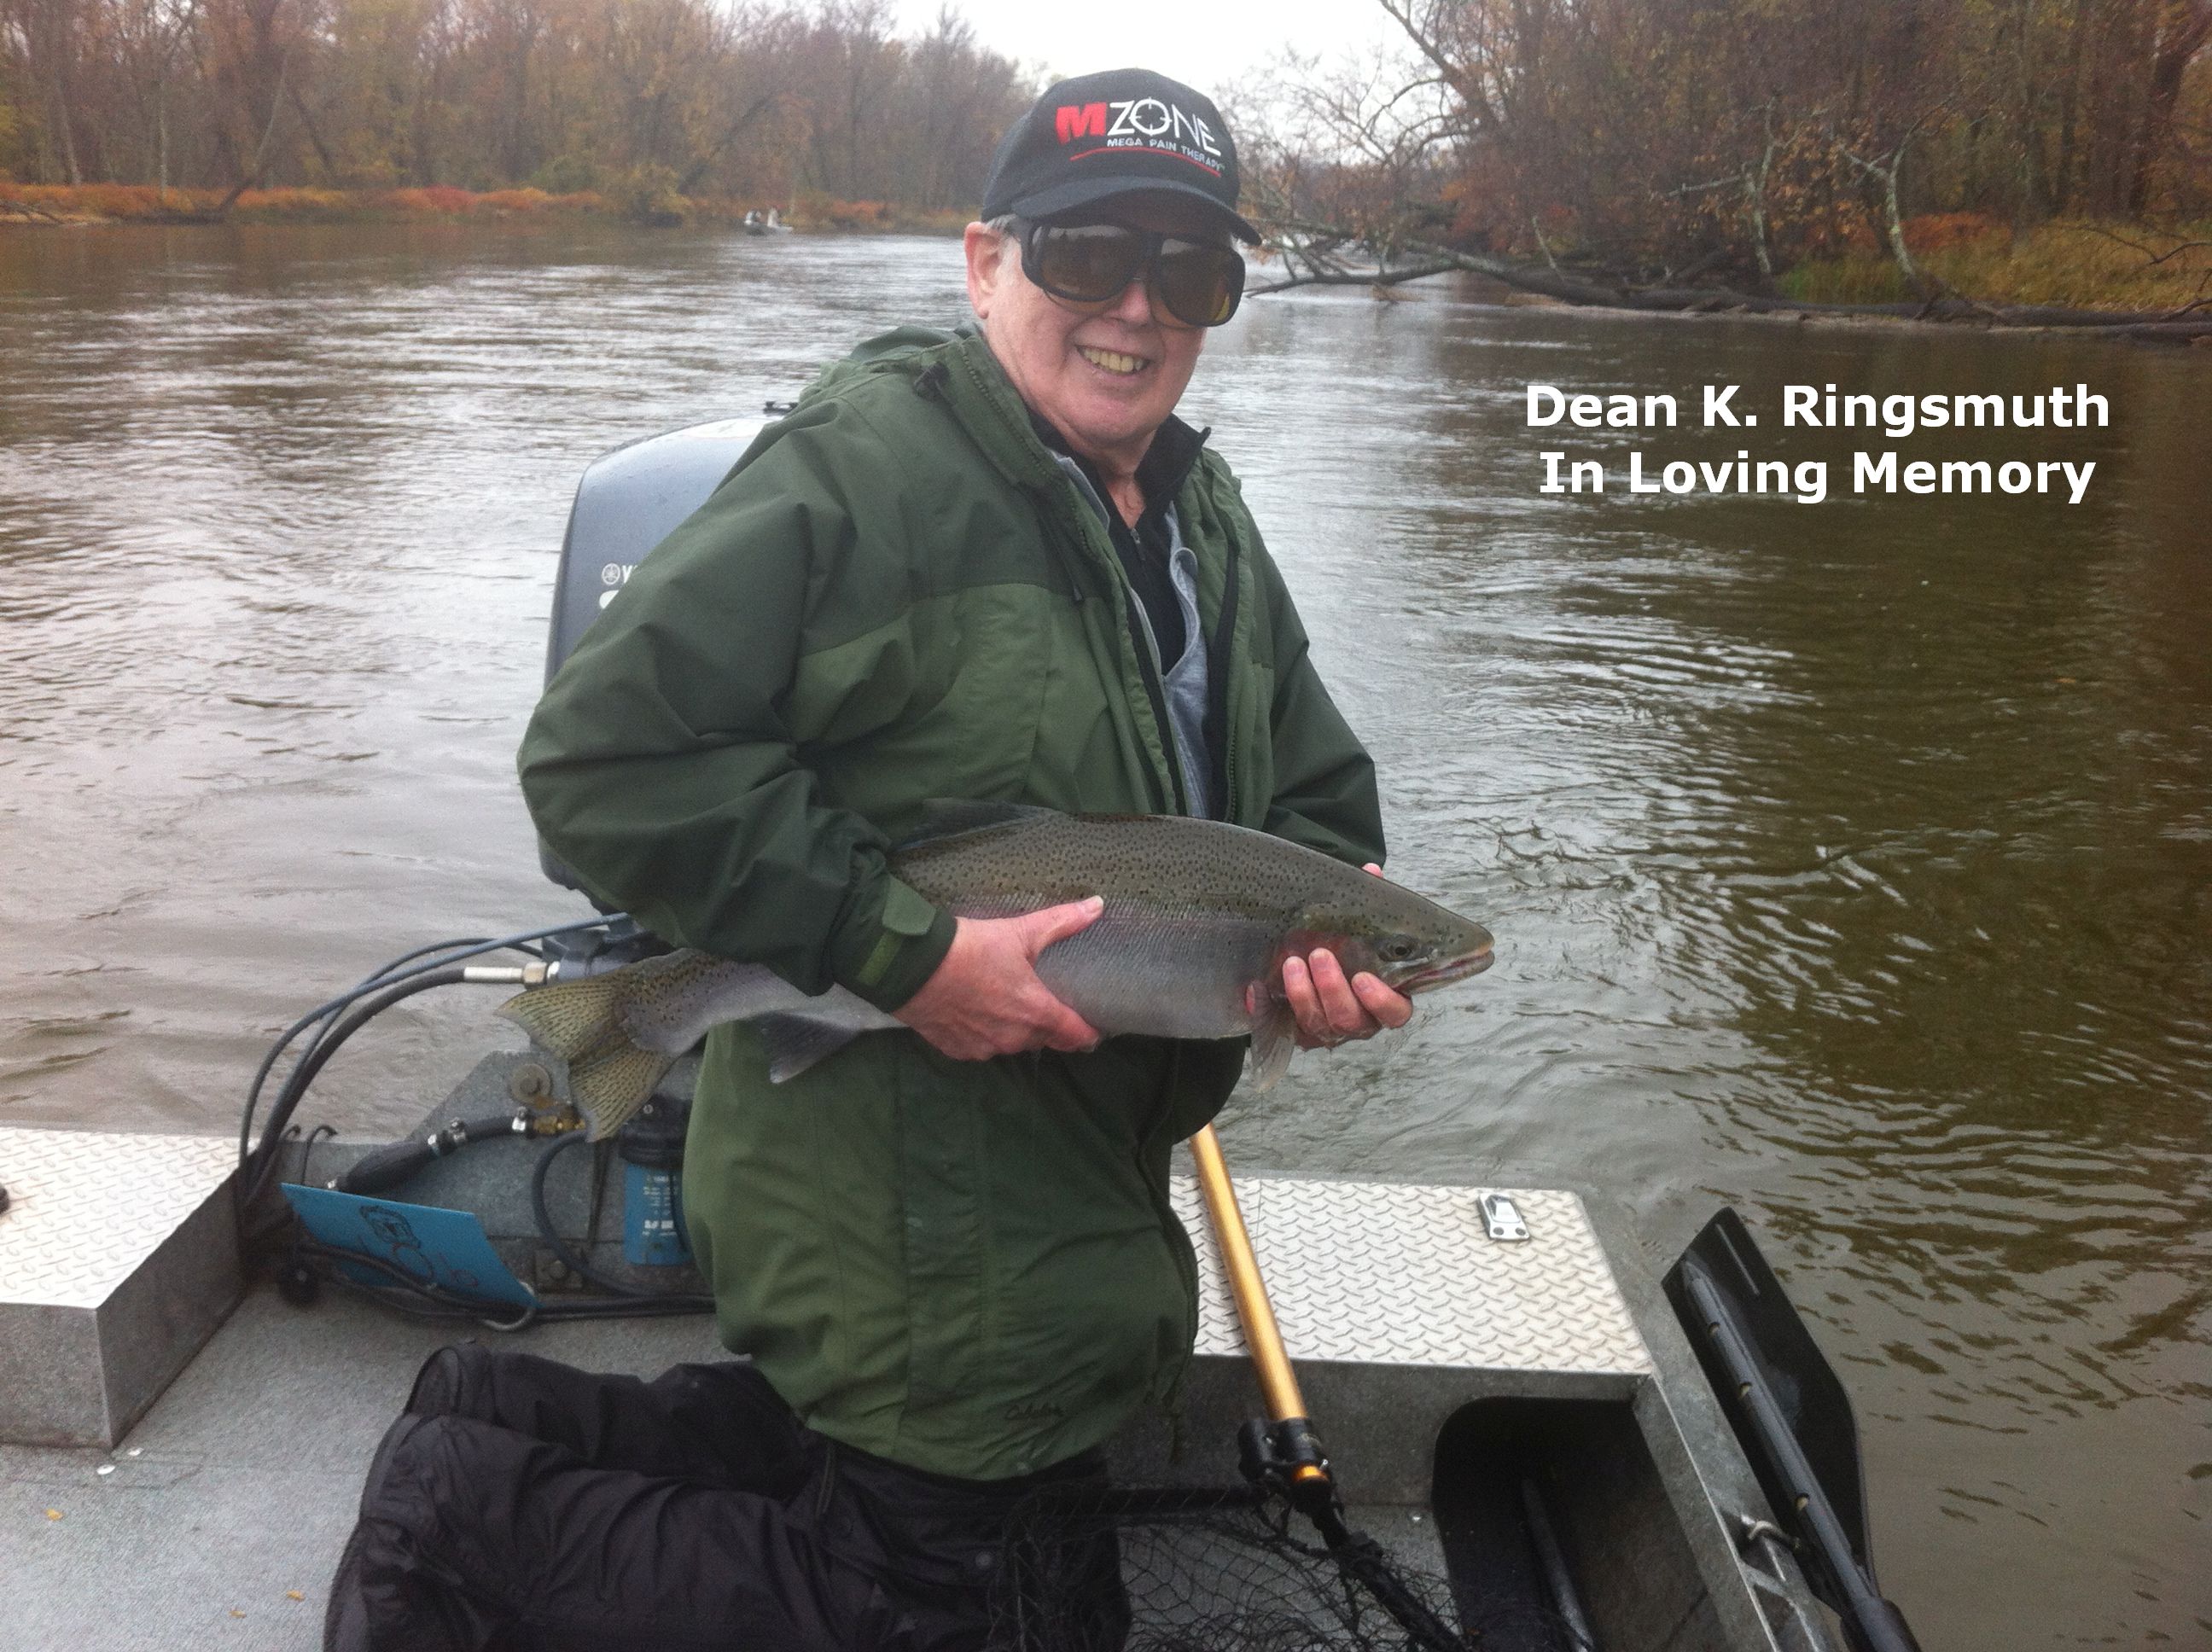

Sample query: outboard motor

[540,416,772,699]
[263,411,781,1309]
[535,414,769,978]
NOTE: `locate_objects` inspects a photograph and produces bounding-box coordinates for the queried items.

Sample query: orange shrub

[476,188,562,213]
[3,183,215,219]
[67,183,164,218]
[382,185,479,215]
[1903,212,2007,253]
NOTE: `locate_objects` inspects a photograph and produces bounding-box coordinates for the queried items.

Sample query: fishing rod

[1188,1124,1465,1652]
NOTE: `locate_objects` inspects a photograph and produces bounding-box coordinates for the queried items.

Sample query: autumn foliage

[0,0,1033,224]
[0,179,608,219]
[1240,0,2212,304]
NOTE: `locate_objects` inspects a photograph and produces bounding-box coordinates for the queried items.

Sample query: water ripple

[3,224,2207,1649]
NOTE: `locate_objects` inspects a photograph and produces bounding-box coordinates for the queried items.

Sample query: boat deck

[2,1126,1831,1652]
[4,1284,727,1649]
[6,1285,1481,1651]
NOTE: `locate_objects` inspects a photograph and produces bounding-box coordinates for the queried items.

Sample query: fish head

[1291,876,1495,999]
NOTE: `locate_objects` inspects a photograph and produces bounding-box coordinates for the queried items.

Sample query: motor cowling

[538,416,766,896]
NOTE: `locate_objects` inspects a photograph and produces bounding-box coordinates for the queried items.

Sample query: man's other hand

[1282,864,1412,1050]
[895,898,1104,1061]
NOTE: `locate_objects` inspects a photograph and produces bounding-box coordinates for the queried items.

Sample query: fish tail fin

[496,974,624,1064]
[498,978,673,1141]
[566,1044,678,1141]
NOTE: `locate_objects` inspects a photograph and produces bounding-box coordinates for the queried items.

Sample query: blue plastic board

[281,1184,537,1310]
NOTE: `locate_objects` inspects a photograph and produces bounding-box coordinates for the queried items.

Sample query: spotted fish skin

[498,805,1493,1138]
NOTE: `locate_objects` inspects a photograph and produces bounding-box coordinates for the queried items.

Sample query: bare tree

[1228,0,2210,334]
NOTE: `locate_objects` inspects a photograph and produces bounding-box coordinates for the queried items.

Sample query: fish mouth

[1396,946,1494,995]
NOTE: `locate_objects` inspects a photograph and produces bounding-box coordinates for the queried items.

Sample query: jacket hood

[795,323,976,404]
[844,322,972,366]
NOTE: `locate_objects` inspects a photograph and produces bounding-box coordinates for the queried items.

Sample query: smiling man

[329,68,1406,1652]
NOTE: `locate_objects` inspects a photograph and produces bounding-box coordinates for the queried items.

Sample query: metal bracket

[1736,1514,1829,1652]
[1480,1192,1531,1242]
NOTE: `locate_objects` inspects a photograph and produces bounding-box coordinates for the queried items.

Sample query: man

[327,68,1410,1651]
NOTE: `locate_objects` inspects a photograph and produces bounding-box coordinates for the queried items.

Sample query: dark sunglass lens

[1155,241,1244,326]
[1032,225,1148,302]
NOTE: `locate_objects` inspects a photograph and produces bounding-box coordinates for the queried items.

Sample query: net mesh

[983,1484,1481,1652]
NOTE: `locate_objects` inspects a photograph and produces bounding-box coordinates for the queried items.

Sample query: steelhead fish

[499,803,1494,1139]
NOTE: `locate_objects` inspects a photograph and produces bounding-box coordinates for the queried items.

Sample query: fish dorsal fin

[897,799,1058,851]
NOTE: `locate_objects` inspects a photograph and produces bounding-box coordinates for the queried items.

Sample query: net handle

[1188,1125,1327,1485]
[1191,1127,1469,1651]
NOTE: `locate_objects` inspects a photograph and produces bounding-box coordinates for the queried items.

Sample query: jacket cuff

[830,876,958,1013]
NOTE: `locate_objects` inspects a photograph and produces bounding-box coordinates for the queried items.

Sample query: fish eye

[1380,936,1415,962]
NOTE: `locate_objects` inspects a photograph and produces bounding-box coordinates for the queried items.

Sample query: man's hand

[894,898,1104,1062]
[1282,864,1412,1050]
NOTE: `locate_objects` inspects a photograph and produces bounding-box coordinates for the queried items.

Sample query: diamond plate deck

[1170,1174,1652,1376]
[0,1128,242,1445]
[0,1130,236,1308]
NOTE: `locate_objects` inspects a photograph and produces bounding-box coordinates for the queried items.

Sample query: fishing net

[981,1482,1508,1652]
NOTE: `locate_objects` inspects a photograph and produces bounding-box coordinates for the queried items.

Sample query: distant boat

[742,207,793,236]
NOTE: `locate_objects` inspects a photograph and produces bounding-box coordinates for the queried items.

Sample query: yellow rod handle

[1188,1123,1309,1427]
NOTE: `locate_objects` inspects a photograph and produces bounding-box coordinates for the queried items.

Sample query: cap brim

[1009,176,1261,245]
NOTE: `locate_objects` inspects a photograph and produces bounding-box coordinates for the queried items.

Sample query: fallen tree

[1231,0,2212,345]
[1247,228,2212,342]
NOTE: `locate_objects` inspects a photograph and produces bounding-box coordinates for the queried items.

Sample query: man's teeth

[1079,346,1144,375]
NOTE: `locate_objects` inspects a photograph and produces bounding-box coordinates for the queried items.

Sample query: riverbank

[8,184,2208,342]
[0,182,972,236]
[1781,214,2212,316]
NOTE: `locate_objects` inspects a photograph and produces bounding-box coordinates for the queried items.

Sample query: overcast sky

[892,0,1406,96]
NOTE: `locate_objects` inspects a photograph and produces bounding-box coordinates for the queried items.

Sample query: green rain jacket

[518,325,1382,1480]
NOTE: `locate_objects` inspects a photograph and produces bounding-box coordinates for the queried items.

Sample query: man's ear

[963,222,1010,322]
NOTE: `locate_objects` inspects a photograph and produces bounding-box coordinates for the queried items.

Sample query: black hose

[293,1240,539,1329]
[533,1296,713,1321]
[236,914,626,1184]
[361,935,500,983]
[240,958,478,1173]
[332,1112,520,1195]
[238,967,469,1218]
[290,1239,709,1325]
[296,1123,338,1193]
[527,1132,713,1309]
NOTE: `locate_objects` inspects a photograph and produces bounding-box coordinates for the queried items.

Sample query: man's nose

[1101,269,1158,325]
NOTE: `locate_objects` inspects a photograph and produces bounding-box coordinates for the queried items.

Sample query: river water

[1,224,2204,1646]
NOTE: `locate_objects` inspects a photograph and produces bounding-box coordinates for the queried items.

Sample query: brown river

[1,223,2204,1647]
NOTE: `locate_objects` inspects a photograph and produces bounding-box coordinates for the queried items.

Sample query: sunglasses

[1014,220,1246,329]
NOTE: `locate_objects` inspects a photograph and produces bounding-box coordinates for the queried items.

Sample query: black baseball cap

[981,68,1260,244]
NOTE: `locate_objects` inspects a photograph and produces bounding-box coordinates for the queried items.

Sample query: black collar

[1027,409,1209,539]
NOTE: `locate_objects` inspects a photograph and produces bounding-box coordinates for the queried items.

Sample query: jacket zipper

[1045,474,1185,817]
[1201,510,1243,822]
[1120,583,1186,816]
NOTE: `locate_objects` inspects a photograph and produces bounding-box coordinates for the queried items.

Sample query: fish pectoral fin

[755,1015,861,1084]
[1246,997,1298,1092]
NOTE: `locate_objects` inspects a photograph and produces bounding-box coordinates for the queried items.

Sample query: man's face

[964,195,1225,469]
